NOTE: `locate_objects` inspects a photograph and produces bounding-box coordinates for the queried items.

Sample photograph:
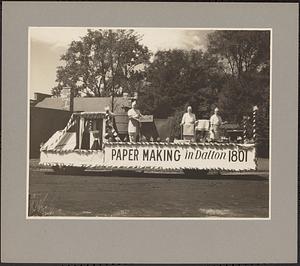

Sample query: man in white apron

[209,107,222,141]
[128,101,142,142]
[180,106,196,141]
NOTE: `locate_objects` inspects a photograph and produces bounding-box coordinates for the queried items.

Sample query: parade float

[40,107,259,175]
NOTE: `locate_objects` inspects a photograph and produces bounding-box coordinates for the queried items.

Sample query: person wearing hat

[128,101,142,142]
[180,106,196,141]
[209,107,223,141]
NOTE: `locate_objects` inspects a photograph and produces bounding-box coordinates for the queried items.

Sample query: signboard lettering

[105,143,256,171]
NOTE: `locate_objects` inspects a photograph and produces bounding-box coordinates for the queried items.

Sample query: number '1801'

[228,150,248,162]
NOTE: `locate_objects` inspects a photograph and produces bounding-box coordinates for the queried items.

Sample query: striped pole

[252,106,258,143]
[243,116,248,143]
[105,112,121,142]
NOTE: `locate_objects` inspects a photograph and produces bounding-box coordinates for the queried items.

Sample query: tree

[205,30,270,122]
[207,30,270,79]
[206,30,270,157]
[139,49,224,119]
[52,29,151,110]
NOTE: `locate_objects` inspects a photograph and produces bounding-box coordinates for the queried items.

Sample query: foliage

[139,49,224,118]
[52,29,151,100]
[28,193,54,216]
[207,30,270,78]
[206,30,270,155]
[138,30,270,157]
[50,29,270,156]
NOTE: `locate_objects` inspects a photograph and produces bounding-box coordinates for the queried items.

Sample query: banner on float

[104,143,256,171]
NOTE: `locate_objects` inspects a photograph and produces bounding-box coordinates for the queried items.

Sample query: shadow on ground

[45,169,268,181]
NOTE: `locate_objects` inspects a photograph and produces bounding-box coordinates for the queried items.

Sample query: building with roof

[30,88,173,158]
[30,92,52,106]
[34,88,135,114]
[30,89,140,158]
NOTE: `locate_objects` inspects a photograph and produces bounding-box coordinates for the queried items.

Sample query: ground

[28,159,269,218]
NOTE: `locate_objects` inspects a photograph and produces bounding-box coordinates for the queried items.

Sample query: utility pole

[70,86,74,113]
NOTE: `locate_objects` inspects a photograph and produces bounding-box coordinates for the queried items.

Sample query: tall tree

[52,29,151,110]
[139,49,224,119]
[206,30,270,123]
[207,30,270,79]
[206,30,270,157]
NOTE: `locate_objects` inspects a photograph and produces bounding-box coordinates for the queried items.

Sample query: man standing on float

[128,101,142,142]
[180,106,196,141]
[209,107,223,142]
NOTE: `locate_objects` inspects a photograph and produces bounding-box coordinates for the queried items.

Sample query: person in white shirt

[128,101,142,142]
[180,106,196,141]
[209,107,223,141]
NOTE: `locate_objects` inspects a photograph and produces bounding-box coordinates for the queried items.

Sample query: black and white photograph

[28,27,271,218]
[3,2,298,264]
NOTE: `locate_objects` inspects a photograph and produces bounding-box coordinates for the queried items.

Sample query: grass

[28,193,55,216]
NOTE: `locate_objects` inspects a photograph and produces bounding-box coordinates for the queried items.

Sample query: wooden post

[75,116,79,149]
[78,117,85,149]
[70,87,74,113]
[139,120,142,142]
[102,117,107,145]
[180,125,183,140]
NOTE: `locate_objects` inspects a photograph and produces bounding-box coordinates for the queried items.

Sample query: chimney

[34,92,51,103]
[61,87,74,112]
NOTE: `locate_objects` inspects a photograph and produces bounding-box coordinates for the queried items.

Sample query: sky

[29,27,213,99]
